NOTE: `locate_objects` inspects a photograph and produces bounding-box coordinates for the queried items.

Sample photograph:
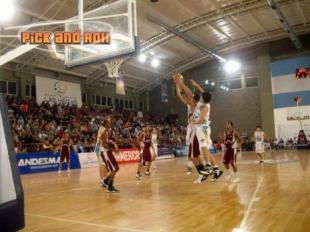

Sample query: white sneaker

[194,174,204,184]
[136,173,142,180]
[58,170,61,174]
[67,169,71,173]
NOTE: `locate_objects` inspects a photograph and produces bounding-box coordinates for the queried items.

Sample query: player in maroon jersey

[222,121,242,183]
[136,126,153,180]
[99,117,120,193]
[58,132,73,173]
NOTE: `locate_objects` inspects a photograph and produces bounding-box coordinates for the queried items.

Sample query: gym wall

[271,54,310,140]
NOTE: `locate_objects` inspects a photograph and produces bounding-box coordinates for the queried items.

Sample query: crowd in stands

[6,96,187,153]
[6,96,308,154]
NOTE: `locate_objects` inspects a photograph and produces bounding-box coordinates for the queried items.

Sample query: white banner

[35,76,82,107]
[78,149,141,168]
[78,152,99,168]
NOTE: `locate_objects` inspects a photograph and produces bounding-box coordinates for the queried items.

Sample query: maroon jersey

[105,129,116,151]
[142,132,152,162]
[60,138,70,162]
[61,139,70,154]
[143,133,151,149]
[225,130,236,149]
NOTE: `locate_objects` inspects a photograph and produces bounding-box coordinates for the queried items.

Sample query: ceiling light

[0,0,15,22]
[224,60,241,73]
[205,80,209,84]
[211,82,215,86]
[151,58,160,68]
[138,54,147,63]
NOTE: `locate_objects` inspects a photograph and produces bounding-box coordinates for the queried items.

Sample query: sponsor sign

[78,148,140,168]
[35,76,82,107]
[158,147,174,156]
[16,152,80,174]
[78,152,99,168]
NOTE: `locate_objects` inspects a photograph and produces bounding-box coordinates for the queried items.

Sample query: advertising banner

[78,148,140,168]
[35,76,82,107]
[16,152,80,174]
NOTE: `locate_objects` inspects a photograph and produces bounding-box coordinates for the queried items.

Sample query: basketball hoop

[104,58,125,78]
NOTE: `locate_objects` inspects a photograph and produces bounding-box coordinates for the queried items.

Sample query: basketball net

[104,58,125,79]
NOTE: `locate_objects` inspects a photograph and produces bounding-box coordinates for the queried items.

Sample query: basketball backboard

[64,0,138,67]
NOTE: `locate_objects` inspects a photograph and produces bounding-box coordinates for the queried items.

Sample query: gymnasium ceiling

[1,0,310,92]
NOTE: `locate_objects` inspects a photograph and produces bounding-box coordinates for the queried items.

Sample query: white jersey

[254,131,265,143]
[254,131,265,154]
[192,102,210,126]
[191,101,212,149]
[151,132,158,145]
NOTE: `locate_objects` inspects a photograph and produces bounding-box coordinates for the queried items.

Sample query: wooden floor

[21,150,310,232]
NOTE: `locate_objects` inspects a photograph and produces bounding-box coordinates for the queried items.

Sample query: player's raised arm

[190,79,205,93]
[176,84,188,105]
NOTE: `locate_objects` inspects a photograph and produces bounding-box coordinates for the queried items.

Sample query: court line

[26,213,152,232]
[240,176,264,228]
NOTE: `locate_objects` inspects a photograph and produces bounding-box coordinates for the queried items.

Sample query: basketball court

[0,0,310,231]
[21,151,310,232]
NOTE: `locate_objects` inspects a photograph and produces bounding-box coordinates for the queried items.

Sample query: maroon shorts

[142,147,152,162]
[60,149,70,162]
[223,148,237,165]
[101,150,119,172]
[188,135,200,159]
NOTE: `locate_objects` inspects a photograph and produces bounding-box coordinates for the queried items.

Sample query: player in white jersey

[189,88,223,182]
[174,74,209,183]
[175,74,222,183]
[95,124,108,187]
[253,125,268,164]
[151,127,158,169]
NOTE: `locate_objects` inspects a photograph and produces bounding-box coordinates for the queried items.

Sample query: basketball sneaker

[201,174,208,182]
[259,160,264,164]
[107,186,120,193]
[136,173,142,180]
[100,179,109,188]
[203,164,213,174]
[67,168,71,173]
[211,170,223,182]
[194,174,204,184]
[145,171,151,176]
[186,166,192,175]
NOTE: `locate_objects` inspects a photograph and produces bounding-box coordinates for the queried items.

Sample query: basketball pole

[78,0,84,39]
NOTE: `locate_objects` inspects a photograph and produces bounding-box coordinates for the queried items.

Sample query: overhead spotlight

[211,82,215,86]
[0,0,15,22]
[224,60,241,73]
[205,80,209,84]
[138,54,147,63]
[151,58,160,68]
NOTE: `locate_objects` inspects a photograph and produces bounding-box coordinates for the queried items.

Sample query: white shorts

[186,125,191,145]
[195,125,212,150]
[255,142,264,154]
[151,144,158,158]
